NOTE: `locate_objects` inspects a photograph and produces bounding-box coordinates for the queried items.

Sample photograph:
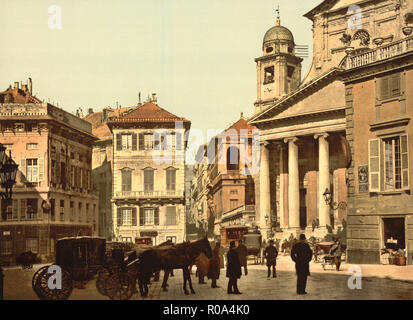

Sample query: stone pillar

[284,137,300,232]
[314,133,331,230]
[279,144,286,229]
[259,142,271,240]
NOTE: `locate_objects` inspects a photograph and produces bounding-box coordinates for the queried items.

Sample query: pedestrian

[226,241,242,294]
[236,239,248,275]
[290,234,313,295]
[264,239,278,279]
[195,252,209,284]
[208,242,221,288]
[328,238,342,271]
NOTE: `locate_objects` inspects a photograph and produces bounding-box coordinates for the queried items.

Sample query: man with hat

[290,234,313,295]
[226,241,242,294]
[264,239,278,279]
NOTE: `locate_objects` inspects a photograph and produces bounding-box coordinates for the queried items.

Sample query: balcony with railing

[344,36,413,70]
[114,190,183,199]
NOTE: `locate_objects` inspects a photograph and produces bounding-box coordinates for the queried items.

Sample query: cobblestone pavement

[3,255,413,300]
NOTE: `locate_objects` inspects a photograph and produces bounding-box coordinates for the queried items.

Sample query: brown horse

[137,237,212,296]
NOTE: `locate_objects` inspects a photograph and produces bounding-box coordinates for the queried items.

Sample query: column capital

[314,133,329,140]
[260,141,270,148]
[283,136,298,144]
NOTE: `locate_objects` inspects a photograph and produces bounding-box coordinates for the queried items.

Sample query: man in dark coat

[208,242,221,288]
[264,239,278,278]
[226,241,242,294]
[290,234,313,295]
[236,240,248,275]
[328,238,342,271]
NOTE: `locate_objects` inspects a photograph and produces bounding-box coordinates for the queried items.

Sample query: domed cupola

[263,17,295,55]
[254,10,303,115]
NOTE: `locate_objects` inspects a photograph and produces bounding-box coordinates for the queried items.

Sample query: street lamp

[0,148,18,200]
[323,188,347,210]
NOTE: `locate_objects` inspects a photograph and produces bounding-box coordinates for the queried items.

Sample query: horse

[137,237,212,296]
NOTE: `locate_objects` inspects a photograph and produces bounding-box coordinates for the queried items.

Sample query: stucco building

[84,105,135,239]
[340,0,413,264]
[107,96,191,245]
[0,80,98,264]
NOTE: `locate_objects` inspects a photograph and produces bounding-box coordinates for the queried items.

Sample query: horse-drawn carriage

[31,236,212,300]
[32,236,138,300]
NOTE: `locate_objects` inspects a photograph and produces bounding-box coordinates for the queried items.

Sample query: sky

[0,0,321,148]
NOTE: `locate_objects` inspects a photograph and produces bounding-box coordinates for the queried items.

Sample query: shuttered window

[368,135,409,192]
[144,169,154,192]
[165,206,177,225]
[166,168,176,191]
[116,133,122,151]
[379,73,401,100]
[122,169,132,192]
[368,139,380,192]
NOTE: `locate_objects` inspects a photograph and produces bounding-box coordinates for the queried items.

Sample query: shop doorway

[383,217,405,250]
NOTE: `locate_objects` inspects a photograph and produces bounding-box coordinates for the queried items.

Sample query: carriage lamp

[265,214,269,225]
[323,188,347,210]
[0,149,18,200]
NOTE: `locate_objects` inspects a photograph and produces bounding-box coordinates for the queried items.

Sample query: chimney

[240,112,244,119]
[152,93,157,104]
[28,78,32,94]
[138,92,142,106]
[21,84,28,92]
[14,82,19,90]
[87,108,94,115]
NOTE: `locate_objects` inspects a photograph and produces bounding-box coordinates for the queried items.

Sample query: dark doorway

[299,189,307,229]
[383,217,405,250]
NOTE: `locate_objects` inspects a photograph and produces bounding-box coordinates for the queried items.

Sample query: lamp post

[322,188,347,210]
[0,147,18,201]
[0,145,18,301]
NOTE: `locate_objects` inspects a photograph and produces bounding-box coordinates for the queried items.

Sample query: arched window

[227,146,239,171]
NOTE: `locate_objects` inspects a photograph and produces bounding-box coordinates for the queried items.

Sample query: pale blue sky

[0,0,320,140]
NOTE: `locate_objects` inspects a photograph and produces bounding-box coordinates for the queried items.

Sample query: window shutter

[154,207,159,225]
[132,133,137,150]
[116,134,122,151]
[139,207,144,226]
[368,139,381,192]
[380,77,390,100]
[401,135,409,189]
[117,208,122,226]
[139,134,145,150]
[38,158,44,182]
[21,199,26,219]
[391,74,401,97]
[20,158,26,182]
[176,132,182,150]
[132,208,137,226]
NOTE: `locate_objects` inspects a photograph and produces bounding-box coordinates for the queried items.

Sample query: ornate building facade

[108,96,190,245]
[250,7,349,240]
[0,80,98,264]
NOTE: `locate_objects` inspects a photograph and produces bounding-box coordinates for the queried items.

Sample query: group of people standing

[195,234,320,296]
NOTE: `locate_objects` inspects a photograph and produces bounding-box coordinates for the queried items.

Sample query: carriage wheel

[96,267,111,296]
[105,272,134,300]
[33,266,73,300]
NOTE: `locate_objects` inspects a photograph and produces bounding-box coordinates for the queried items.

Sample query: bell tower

[254,9,302,115]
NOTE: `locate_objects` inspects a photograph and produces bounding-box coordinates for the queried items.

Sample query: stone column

[314,133,331,230]
[284,137,300,232]
[259,142,271,240]
[279,144,286,229]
